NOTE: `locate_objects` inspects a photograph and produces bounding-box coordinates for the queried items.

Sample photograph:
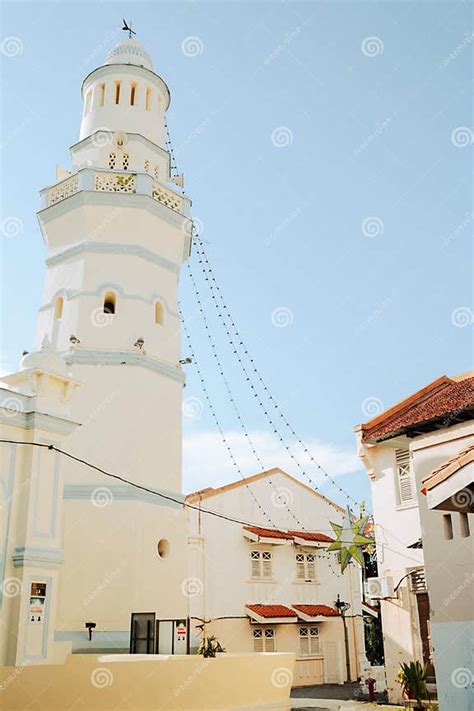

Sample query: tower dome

[79,37,170,146]
[104,39,154,71]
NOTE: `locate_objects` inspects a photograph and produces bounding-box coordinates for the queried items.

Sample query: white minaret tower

[36,37,192,492]
[1,36,193,664]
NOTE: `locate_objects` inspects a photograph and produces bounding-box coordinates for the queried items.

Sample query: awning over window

[246,604,298,624]
[243,526,333,546]
[291,604,339,622]
[246,603,339,624]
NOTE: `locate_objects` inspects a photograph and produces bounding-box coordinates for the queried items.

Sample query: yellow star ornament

[328,507,374,572]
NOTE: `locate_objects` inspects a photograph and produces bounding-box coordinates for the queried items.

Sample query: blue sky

[1,1,472,507]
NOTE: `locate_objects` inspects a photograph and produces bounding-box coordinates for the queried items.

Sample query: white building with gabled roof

[355,371,473,707]
[185,467,368,687]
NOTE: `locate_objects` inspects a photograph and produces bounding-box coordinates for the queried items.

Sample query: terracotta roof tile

[361,375,474,443]
[292,604,339,617]
[246,604,297,618]
[289,530,334,543]
[243,526,293,540]
[243,526,334,543]
[422,443,474,493]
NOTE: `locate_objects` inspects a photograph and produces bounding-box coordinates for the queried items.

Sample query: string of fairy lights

[182,258,345,577]
[181,315,279,531]
[181,283,343,578]
[192,236,359,510]
[184,262,307,532]
[162,120,369,576]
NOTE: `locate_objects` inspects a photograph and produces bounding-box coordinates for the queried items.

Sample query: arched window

[145,87,152,111]
[98,83,105,107]
[54,296,64,320]
[103,292,116,315]
[155,302,164,325]
[130,82,137,106]
[84,90,92,116]
[115,81,121,105]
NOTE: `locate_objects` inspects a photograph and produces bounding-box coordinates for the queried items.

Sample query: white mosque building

[0,37,193,665]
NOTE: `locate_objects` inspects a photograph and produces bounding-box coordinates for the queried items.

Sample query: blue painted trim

[54,630,129,651]
[0,444,17,607]
[12,546,64,568]
[23,574,52,662]
[63,483,183,509]
[0,410,79,434]
[45,240,179,273]
[32,449,60,539]
[63,349,186,384]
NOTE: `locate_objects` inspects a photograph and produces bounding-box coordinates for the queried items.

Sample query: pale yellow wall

[0,652,295,710]
[196,616,363,687]
[58,502,188,631]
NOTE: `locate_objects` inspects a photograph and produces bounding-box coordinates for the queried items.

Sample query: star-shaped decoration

[327,507,374,572]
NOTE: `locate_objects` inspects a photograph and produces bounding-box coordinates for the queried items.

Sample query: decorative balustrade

[47,175,79,206]
[95,172,136,193]
[152,183,183,212]
[44,169,188,217]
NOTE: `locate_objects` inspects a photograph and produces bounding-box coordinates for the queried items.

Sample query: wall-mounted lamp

[85,621,96,641]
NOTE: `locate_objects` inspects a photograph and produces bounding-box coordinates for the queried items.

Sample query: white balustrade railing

[152,183,183,213]
[95,172,136,193]
[43,169,189,217]
[47,174,79,206]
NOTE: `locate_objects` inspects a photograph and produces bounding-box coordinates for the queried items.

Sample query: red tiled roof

[289,530,334,543]
[246,604,296,618]
[422,443,474,493]
[243,526,293,540]
[243,526,334,543]
[292,604,339,618]
[360,374,474,443]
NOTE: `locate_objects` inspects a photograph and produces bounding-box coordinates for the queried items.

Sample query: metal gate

[130,614,189,655]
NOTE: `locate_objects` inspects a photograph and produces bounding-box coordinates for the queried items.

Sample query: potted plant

[397,661,429,710]
[197,635,226,658]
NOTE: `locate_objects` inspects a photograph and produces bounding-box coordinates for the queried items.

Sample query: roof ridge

[186,467,345,513]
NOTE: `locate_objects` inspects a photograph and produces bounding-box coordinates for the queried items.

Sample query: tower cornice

[63,349,186,384]
[44,241,180,274]
[70,131,171,166]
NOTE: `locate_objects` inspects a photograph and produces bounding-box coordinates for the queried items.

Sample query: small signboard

[176,620,187,639]
[29,582,46,624]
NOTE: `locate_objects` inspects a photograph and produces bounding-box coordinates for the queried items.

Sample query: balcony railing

[152,183,183,213]
[95,172,136,193]
[41,168,190,217]
[47,174,80,206]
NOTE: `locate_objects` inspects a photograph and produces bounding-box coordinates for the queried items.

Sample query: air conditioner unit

[366,576,395,599]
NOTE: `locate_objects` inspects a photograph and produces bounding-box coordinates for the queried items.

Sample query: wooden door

[416,593,435,681]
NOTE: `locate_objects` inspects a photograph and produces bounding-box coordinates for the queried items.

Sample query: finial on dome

[121,19,136,40]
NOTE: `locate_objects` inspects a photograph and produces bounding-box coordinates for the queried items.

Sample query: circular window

[157,539,169,559]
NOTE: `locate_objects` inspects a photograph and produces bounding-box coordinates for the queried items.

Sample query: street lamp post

[335,594,352,683]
